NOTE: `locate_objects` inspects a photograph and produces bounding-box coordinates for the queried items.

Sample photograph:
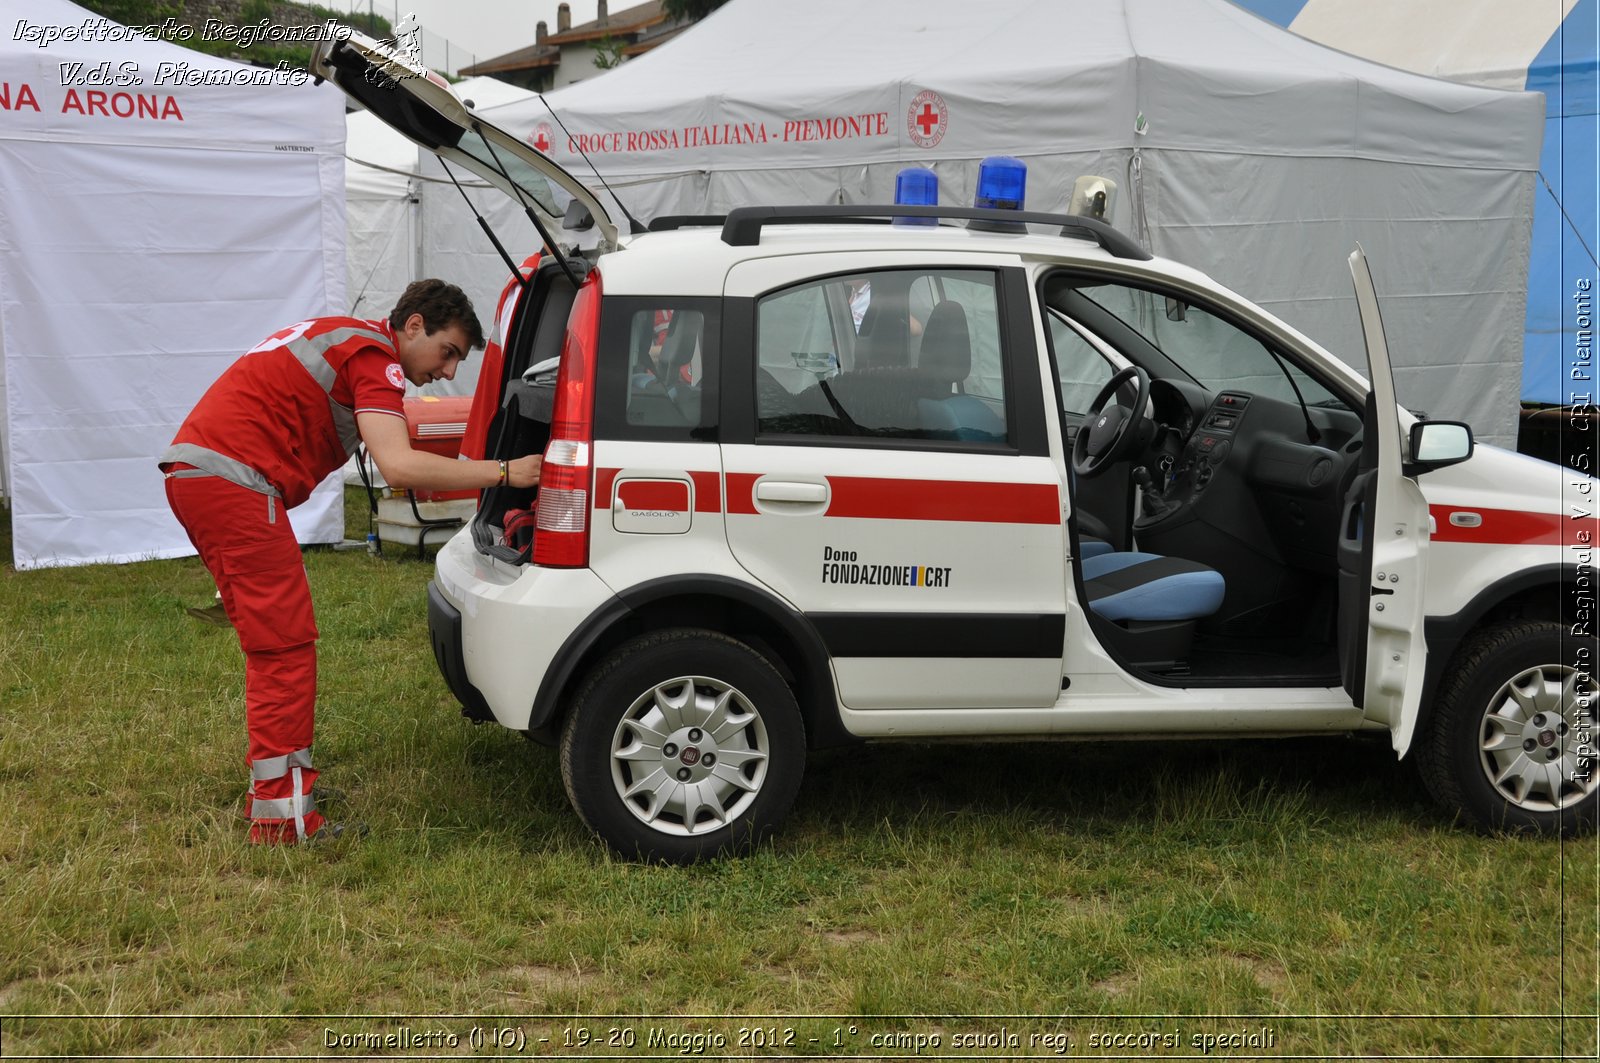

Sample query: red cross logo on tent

[907,89,948,149]
[529,122,555,154]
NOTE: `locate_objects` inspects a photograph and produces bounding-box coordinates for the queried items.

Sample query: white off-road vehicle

[315,33,1597,862]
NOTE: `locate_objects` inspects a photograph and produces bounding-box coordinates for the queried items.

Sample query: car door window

[1047,312,1117,418]
[756,268,1008,445]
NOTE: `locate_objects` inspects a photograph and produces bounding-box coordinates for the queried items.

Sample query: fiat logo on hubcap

[680,747,701,766]
[1538,730,1557,748]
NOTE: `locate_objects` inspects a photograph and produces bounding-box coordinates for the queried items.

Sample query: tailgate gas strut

[472,123,586,289]
[438,161,535,293]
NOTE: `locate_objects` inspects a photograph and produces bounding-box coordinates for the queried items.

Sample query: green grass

[1,492,1596,1058]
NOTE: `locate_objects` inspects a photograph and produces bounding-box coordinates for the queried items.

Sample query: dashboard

[1140,377,1365,577]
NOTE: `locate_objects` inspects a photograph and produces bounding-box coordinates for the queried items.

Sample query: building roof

[460,42,559,76]
[462,1,672,77]
[548,1,669,46]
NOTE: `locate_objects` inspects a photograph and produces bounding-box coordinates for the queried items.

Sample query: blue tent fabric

[1235,0,1599,406]
[1525,0,1597,404]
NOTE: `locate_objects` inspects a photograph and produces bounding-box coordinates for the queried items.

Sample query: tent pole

[411,178,424,283]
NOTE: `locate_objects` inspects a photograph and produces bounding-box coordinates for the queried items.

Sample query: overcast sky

[331,1,606,69]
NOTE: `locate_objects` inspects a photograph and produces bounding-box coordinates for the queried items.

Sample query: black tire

[1417,621,1599,836]
[559,628,806,863]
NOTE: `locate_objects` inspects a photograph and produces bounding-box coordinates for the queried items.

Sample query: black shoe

[311,785,347,806]
[304,821,369,846]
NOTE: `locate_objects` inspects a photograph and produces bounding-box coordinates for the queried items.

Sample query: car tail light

[533,271,601,567]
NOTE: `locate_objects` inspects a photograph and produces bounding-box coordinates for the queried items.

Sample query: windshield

[1075,284,1342,407]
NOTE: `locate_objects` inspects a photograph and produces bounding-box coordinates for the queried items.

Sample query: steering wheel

[1072,365,1152,478]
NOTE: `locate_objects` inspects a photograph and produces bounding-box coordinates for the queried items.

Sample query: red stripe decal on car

[825,476,1059,524]
[595,468,724,513]
[724,473,1058,524]
[689,469,722,513]
[616,480,690,513]
[1428,505,1571,545]
[725,472,760,515]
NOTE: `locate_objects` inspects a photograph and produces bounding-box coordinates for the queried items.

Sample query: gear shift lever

[1133,466,1174,520]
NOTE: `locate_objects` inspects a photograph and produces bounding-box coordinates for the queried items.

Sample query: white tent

[482,0,1544,446]
[343,75,534,401]
[1231,0,1596,408]
[0,0,348,568]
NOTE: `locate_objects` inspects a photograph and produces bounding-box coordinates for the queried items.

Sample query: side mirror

[1407,420,1473,473]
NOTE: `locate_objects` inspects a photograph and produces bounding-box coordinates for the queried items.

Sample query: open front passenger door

[1337,248,1432,754]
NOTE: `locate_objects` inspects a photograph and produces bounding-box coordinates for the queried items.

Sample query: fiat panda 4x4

[314,33,1598,862]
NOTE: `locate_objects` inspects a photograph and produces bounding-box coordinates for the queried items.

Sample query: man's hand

[507,455,542,488]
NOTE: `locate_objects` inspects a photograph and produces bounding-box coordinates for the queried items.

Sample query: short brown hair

[389,279,485,350]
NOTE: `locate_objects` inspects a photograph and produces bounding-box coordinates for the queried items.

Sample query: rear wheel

[560,629,806,863]
[1417,621,1598,836]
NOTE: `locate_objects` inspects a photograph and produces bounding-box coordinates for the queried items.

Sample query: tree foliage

[591,33,627,70]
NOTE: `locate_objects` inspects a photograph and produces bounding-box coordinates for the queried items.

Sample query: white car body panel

[433,531,618,730]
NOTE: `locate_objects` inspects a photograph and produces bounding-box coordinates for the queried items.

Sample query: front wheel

[1417,621,1598,836]
[560,629,806,863]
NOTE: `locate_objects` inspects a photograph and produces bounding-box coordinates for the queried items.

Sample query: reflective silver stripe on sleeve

[249,792,318,821]
[285,326,393,457]
[285,326,392,395]
[159,443,279,497]
[250,747,313,782]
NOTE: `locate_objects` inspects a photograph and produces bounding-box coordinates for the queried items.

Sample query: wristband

[498,460,508,484]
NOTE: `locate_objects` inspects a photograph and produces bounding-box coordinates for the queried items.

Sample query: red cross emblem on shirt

[907,89,948,149]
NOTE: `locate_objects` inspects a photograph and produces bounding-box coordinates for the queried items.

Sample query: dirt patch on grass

[1227,952,1289,993]
[820,928,880,945]
[495,964,589,999]
[1092,971,1136,997]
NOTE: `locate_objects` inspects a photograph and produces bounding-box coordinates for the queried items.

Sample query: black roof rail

[649,215,728,232]
[720,204,1152,261]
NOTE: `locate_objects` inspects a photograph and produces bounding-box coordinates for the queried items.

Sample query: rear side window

[755,268,1009,445]
[595,297,720,441]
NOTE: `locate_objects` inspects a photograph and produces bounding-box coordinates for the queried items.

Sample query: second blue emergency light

[893,167,938,226]
[975,156,1027,210]
[969,156,1028,232]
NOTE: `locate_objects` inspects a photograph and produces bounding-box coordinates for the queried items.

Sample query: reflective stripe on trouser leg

[251,747,313,781]
[164,472,324,843]
[246,745,316,832]
[248,791,319,819]
[244,643,323,843]
[291,765,306,840]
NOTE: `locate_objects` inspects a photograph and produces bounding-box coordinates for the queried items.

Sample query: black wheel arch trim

[1419,563,1586,740]
[528,574,856,749]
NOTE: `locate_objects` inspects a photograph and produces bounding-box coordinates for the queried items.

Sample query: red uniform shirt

[165,316,406,508]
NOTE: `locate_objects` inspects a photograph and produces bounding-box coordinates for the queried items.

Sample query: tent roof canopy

[491,0,1543,175]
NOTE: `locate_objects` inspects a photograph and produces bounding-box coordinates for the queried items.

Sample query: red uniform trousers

[165,468,325,844]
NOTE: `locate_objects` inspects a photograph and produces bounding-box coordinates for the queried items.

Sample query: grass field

[1,493,1596,1059]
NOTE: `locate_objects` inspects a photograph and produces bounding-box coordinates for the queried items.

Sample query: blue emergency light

[975,156,1026,211]
[969,156,1028,232]
[893,167,938,226]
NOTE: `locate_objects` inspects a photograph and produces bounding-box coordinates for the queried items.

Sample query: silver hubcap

[1478,664,1598,812]
[610,675,770,836]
